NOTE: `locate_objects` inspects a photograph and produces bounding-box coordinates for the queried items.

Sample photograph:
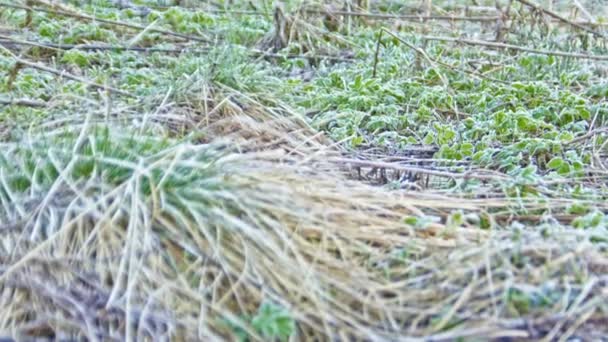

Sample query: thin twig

[0,34,191,53]
[0,34,62,51]
[253,49,353,62]
[380,30,509,84]
[421,35,608,61]
[565,128,608,145]
[103,4,607,27]
[0,45,135,97]
[380,29,449,86]
[0,35,353,61]
[0,98,47,107]
[121,3,268,16]
[515,0,605,37]
[21,58,134,97]
[332,157,508,181]
[0,2,210,43]
[306,10,500,22]
[572,0,595,24]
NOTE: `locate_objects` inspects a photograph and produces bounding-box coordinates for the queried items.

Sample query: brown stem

[372,29,383,78]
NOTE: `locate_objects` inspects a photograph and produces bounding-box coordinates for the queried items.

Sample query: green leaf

[350,135,364,147]
[403,216,418,225]
[567,203,590,215]
[547,157,564,169]
[61,50,91,67]
[572,211,605,229]
[557,163,571,176]
[576,105,590,120]
[404,215,440,229]
[353,74,363,90]
[423,133,434,145]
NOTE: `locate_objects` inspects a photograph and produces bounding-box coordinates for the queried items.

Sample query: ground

[0,0,607,340]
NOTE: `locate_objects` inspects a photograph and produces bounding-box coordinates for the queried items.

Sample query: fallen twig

[377,29,509,84]
[20,58,134,97]
[305,10,500,22]
[0,35,188,53]
[0,45,135,97]
[421,35,608,61]
[565,128,608,145]
[0,35,353,61]
[332,157,508,181]
[380,29,450,86]
[0,98,47,107]
[0,2,210,43]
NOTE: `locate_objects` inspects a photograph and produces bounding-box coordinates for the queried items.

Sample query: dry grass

[1,0,607,340]
[0,100,606,340]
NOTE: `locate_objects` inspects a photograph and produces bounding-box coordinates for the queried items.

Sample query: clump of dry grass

[0,106,606,340]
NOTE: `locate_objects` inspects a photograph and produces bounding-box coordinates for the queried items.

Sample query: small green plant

[61,50,94,67]
[251,302,295,341]
[404,215,441,229]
